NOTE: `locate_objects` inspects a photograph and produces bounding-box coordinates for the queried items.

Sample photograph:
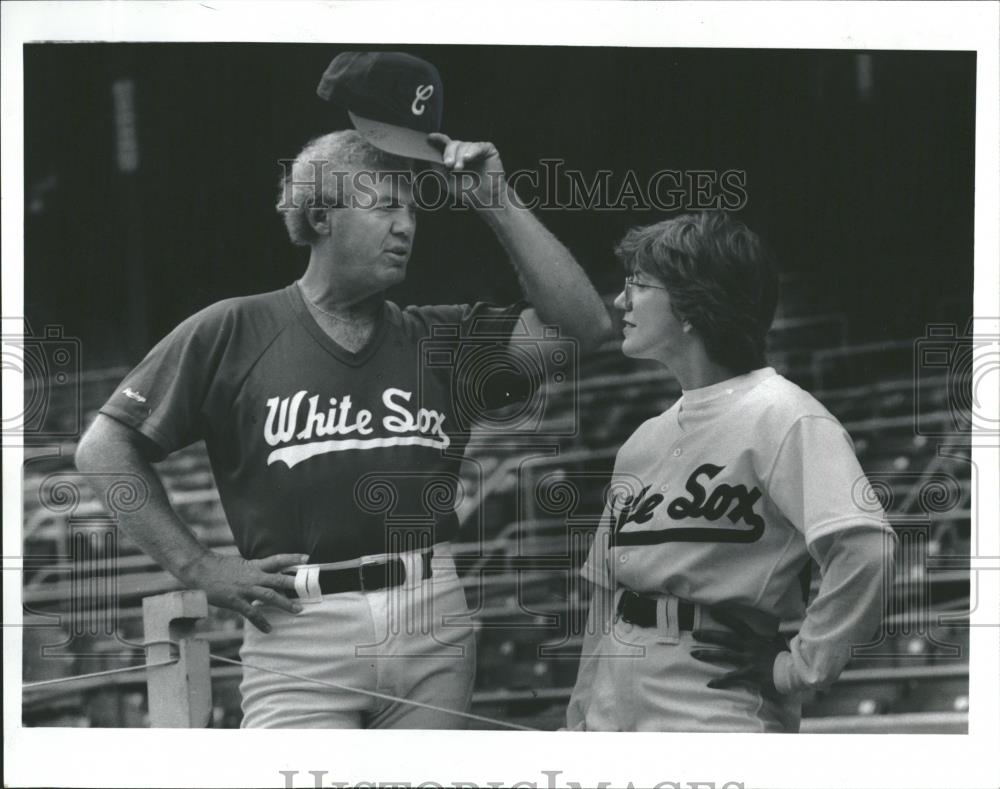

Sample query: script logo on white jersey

[264,387,449,468]
[610,463,766,546]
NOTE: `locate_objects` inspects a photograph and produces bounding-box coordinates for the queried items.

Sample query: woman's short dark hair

[614,211,779,374]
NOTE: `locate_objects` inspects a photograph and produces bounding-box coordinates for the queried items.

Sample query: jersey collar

[285,282,390,367]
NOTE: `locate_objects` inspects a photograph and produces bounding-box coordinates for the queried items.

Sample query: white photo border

[3,2,998,788]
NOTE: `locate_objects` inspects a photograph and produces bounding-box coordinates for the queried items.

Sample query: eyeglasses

[623,275,669,305]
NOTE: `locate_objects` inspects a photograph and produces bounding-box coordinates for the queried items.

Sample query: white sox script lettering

[264,387,449,468]
[609,463,766,546]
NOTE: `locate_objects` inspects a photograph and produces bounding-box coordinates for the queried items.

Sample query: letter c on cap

[412,84,434,116]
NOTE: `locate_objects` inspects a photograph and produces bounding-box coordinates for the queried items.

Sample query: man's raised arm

[430,133,614,352]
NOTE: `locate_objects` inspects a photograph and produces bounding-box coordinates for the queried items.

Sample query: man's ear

[307,207,331,236]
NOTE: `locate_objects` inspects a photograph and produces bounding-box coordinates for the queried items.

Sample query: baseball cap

[317,51,444,163]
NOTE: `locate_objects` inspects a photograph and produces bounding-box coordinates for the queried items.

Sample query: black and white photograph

[3,3,998,788]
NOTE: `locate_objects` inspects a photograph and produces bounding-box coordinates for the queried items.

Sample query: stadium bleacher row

[20,309,973,731]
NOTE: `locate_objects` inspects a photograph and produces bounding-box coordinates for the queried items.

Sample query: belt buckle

[358,557,382,592]
[656,596,681,645]
[294,566,323,602]
[359,557,404,592]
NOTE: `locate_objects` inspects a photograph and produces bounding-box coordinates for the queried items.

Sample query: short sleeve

[401,301,530,343]
[98,305,237,455]
[766,415,889,545]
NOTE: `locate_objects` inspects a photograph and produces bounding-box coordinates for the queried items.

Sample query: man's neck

[298,260,382,324]
[297,281,382,353]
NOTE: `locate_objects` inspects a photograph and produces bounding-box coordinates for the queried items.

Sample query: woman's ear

[307,207,330,236]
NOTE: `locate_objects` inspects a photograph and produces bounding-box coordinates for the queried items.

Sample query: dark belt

[289,550,434,597]
[617,589,696,631]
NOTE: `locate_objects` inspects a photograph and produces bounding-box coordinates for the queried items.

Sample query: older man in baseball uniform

[76,51,611,728]
[565,211,895,732]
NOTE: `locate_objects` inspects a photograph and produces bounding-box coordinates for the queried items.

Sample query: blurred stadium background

[18,45,976,732]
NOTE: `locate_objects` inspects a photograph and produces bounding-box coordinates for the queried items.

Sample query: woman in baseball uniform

[566,211,895,732]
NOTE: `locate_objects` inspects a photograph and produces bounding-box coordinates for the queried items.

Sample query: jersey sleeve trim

[97,405,176,456]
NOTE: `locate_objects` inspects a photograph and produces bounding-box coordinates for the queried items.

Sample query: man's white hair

[276,130,412,246]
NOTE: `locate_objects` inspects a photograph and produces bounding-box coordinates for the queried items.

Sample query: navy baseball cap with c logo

[317,51,444,163]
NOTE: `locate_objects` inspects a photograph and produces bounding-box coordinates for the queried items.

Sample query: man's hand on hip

[178,552,308,632]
